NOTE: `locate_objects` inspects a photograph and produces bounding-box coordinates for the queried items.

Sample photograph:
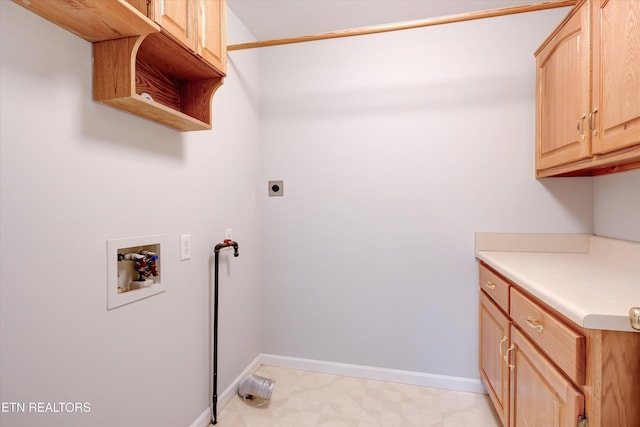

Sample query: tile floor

[213,365,502,427]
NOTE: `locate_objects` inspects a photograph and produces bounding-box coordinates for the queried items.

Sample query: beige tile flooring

[213,365,502,427]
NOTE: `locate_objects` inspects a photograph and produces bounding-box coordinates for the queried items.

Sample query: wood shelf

[14,0,227,131]
[13,0,160,42]
[93,32,224,131]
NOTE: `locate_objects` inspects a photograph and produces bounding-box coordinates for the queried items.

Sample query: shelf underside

[13,0,160,42]
[537,145,640,177]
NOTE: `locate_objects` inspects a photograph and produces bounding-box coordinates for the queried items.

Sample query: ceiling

[226,0,558,43]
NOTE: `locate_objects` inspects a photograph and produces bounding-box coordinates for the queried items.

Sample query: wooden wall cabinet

[150,0,227,73]
[198,0,227,74]
[12,0,227,131]
[535,0,640,177]
[153,0,197,51]
[534,1,590,173]
[478,263,640,427]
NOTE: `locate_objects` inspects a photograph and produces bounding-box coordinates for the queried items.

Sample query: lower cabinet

[479,263,586,427]
[479,262,640,427]
[479,291,510,426]
[509,327,584,427]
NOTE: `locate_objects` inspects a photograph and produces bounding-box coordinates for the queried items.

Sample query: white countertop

[475,234,640,333]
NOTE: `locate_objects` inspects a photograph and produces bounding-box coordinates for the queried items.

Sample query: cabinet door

[479,291,510,426]
[591,0,640,154]
[198,0,226,73]
[535,2,590,171]
[509,327,584,427]
[154,0,197,50]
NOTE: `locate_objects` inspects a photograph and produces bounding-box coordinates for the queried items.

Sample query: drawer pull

[485,281,496,290]
[588,107,598,136]
[504,344,515,370]
[577,113,586,140]
[526,317,544,334]
[498,336,508,357]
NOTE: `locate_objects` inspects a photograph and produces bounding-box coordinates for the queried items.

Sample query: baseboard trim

[189,407,211,427]
[190,353,485,426]
[189,353,263,427]
[260,354,485,394]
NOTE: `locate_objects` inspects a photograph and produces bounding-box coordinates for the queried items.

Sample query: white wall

[2,2,637,426]
[0,4,261,427]
[594,169,640,242]
[255,8,594,380]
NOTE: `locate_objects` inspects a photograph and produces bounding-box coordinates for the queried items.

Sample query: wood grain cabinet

[478,263,640,427]
[479,291,511,427]
[535,0,640,177]
[509,327,584,427]
[197,0,227,74]
[590,0,640,156]
[151,0,227,73]
[507,287,586,427]
[153,0,197,51]
[535,0,590,173]
[12,0,227,131]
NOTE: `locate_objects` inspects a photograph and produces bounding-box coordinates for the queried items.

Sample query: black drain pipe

[211,240,239,425]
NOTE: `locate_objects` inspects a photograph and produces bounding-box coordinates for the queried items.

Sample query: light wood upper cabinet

[535,0,640,177]
[198,0,227,73]
[153,0,197,51]
[591,0,640,155]
[149,0,226,73]
[535,2,590,171]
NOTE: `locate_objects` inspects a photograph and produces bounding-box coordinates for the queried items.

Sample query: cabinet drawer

[510,287,585,385]
[479,264,510,313]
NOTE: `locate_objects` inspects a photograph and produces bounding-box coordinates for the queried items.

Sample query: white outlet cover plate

[180,234,192,261]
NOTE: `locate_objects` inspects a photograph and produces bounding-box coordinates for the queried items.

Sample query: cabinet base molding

[537,144,640,177]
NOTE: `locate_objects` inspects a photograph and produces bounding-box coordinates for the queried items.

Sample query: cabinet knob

[485,281,496,290]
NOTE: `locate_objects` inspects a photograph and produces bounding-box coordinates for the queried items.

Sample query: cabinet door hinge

[578,415,588,427]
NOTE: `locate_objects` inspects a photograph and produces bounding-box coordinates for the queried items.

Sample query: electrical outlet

[268,180,284,197]
[180,234,192,261]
